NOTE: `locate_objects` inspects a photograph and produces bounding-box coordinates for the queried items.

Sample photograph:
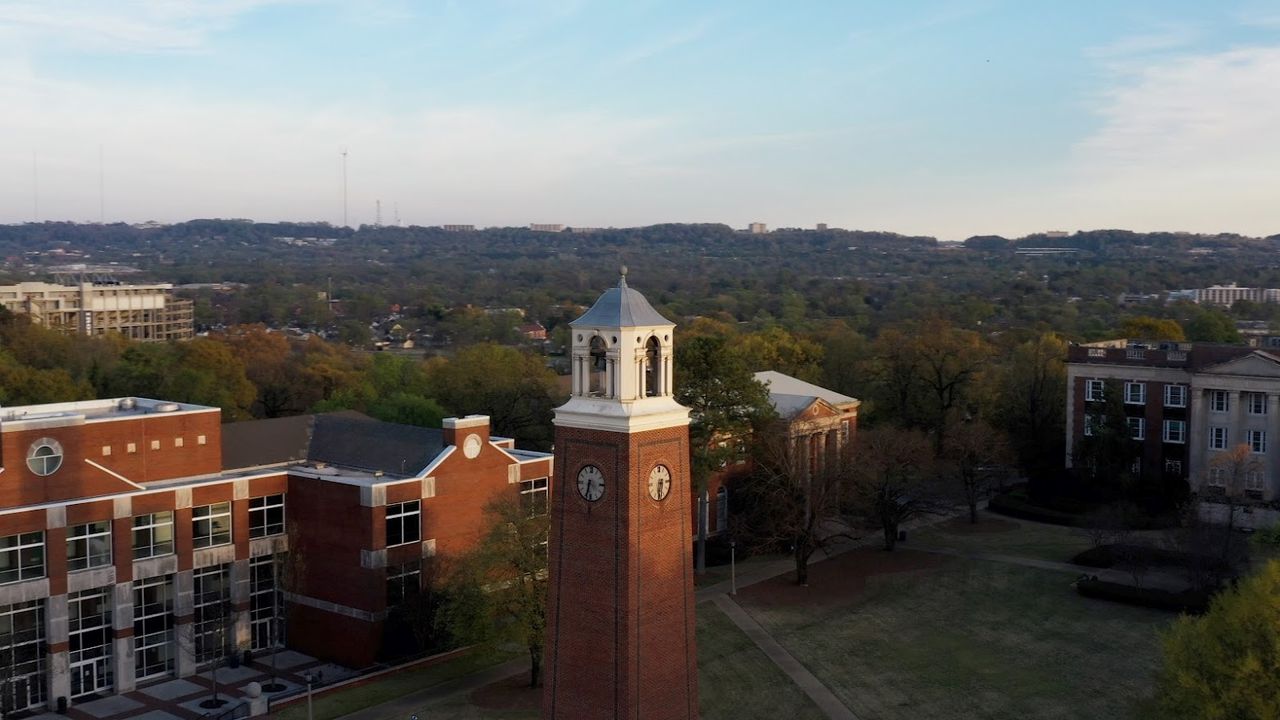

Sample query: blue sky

[1,0,1278,238]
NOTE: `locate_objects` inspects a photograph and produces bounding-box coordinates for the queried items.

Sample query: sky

[0,0,1278,239]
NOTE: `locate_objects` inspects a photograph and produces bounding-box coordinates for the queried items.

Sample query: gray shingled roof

[754,370,860,420]
[570,274,672,328]
[222,411,444,476]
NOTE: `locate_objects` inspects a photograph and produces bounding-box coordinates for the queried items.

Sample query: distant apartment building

[1185,284,1280,307]
[748,222,768,234]
[569,226,603,234]
[815,223,828,232]
[1066,339,1280,502]
[0,281,193,341]
[529,224,565,233]
[1043,230,1070,238]
[440,225,475,232]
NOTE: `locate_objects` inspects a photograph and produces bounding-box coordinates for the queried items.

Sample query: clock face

[648,465,671,501]
[462,434,482,459]
[576,465,605,502]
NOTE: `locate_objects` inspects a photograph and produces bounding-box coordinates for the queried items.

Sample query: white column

[112,582,136,693]
[46,594,70,709]
[1270,394,1280,501]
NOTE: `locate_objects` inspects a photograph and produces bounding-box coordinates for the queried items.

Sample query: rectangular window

[385,501,421,547]
[174,437,184,448]
[250,556,284,651]
[134,575,174,681]
[101,446,111,457]
[519,479,548,517]
[192,502,232,549]
[1126,417,1145,440]
[193,565,231,665]
[127,443,137,454]
[1164,459,1182,475]
[1209,427,1228,450]
[198,435,207,445]
[1124,382,1146,405]
[1248,392,1268,415]
[132,512,174,559]
[1210,390,1229,413]
[1085,380,1105,401]
[248,495,285,539]
[1164,384,1187,408]
[1245,470,1265,492]
[1126,348,1145,360]
[1207,466,1227,487]
[1248,430,1267,454]
[0,600,48,712]
[1163,420,1186,444]
[150,440,160,450]
[386,560,422,607]
[66,521,112,572]
[68,588,113,698]
[1129,457,1141,476]
[0,532,45,585]
[1083,414,1097,437]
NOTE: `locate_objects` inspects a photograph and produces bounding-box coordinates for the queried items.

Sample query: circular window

[27,438,63,476]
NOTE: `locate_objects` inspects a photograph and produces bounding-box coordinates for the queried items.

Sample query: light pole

[305,671,314,720]
[730,539,737,596]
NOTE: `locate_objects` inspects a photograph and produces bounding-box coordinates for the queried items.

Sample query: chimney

[442,415,490,448]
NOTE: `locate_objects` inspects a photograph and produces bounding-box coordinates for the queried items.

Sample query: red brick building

[0,399,550,714]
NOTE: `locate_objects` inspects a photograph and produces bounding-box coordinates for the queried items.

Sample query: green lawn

[739,557,1174,720]
[697,601,827,720]
[272,649,518,720]
[909,514,1105,563]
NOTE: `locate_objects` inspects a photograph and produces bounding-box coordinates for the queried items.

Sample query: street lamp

[730,539,737,596]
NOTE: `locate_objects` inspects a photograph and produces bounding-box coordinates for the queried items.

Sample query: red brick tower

[543,270,699,719]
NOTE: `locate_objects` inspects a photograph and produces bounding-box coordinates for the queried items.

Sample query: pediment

[1201,351,1280,378]
[792,398,841,422]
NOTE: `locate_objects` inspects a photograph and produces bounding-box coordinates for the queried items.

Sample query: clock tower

[543,270,699,719]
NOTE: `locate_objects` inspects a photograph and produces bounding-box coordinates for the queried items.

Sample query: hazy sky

[1,1,1278,238]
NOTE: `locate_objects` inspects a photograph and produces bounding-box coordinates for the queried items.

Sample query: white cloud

[1068,45,1280,235]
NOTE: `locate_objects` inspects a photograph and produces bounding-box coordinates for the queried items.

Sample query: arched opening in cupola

[644,336,661,397]
[588,336,607,395]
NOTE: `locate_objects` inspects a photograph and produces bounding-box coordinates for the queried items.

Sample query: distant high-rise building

[0,280,193,341]
[748,222,767,234]
[816,223,828,232]
[440,224,475,232]
[530,223,565,233]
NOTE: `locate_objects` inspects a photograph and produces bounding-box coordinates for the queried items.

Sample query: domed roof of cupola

[570,268,672,328]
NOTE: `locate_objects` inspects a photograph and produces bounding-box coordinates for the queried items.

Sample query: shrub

[1075,578,1210,614]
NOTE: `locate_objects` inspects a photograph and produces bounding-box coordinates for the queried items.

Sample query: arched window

[644,337,661,397]
[588,336,607,396]
[27,438,63,476]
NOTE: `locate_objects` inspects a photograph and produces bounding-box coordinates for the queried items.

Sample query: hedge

[1074,578,1210,614]
[1070,544,1228,573]
[988,492,1177,530]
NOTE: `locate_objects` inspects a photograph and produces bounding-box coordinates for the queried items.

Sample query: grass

[272,648,518,720]
[695,550,788,588]
[697,601,827,720]
[739,557,1174,720]
[908,513,1134,563]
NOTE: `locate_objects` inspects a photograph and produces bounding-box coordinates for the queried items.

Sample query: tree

[1156,560,1280,719]
[674,335,777,575]
[993,334,1066,475]
[1205,443,1261,568]
[445,499,548,688]
[1119,316,1186,341]
[910,319,990,455]
[943,419,1012,523]
[1184,308,1241,343]
[1072,379,1136,491]
[425,344,561,450]
[849,427,947,550]
[732,432,853,585]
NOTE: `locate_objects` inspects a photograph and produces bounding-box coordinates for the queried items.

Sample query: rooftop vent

[154,402,180,413]
[117,398,137,411]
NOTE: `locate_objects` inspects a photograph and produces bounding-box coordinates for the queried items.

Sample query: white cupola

[553,268,690,433]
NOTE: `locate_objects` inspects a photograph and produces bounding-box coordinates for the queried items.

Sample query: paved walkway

[711,594,860,720]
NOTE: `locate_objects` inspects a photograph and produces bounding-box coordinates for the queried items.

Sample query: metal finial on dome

[619,265,628,287]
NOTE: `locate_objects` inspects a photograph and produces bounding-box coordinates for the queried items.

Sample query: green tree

[1073,379,1136,490]
[1185,308,1241,343]
[1119,316,1186,341]
[445,499,548,688]
[1156,560,1280,719]
[425,344,561,450]
[993,334,1067,476]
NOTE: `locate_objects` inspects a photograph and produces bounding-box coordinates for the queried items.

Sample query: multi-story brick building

[1066,339,1280,501]
[0,398,550,714]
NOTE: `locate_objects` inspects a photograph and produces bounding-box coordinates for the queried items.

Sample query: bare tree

[732,430,854,585]
[849,427,947,551]
[943,419,1012,524]
[1205,443,1261,568]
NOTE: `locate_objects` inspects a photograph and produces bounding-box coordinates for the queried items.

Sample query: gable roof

[221,411,444,476]
[1197,350,1280,377]
[753,370,860,420]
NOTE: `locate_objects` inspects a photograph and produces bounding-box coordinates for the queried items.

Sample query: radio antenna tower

[340,147,349,227]
[394,202,400,226]
[32,151,39,222]
[98,144,105,223]
[375,199,382,228]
